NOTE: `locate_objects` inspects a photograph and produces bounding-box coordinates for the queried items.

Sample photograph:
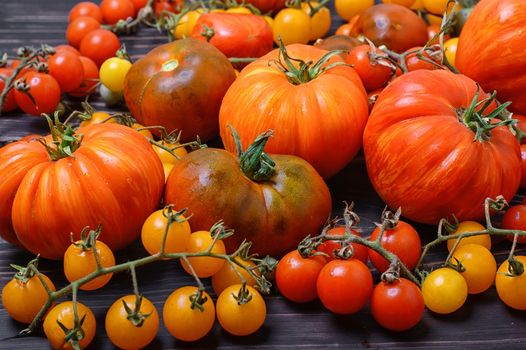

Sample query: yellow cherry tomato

[301,1,331,41]
[226,7,252,14]
[273,8,312,45]
[383,0,416,7]
[426,13,443,26]
[335,0,374,21]
[263,15,274,29]
[422,267,468,314]
[141,209,191,256]
[423,0,458,15]
[173,10,203,39]
[495,256,526,310]
[79,111,116,127]
[181,230,226,277]
[411,0,425,9]
[211,257,259,295]
[451,244,497,294]
[447,220,491,251]
[131,122,153,139]
[152,141,188,165]
[99,57,132,93]
[444,37,459,68]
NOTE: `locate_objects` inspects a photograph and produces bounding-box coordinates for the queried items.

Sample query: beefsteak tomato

[164,130,331,257]
[219,44,368,179]
[123,38,236,142]
[456,0,526,115]
[363,70,520,224]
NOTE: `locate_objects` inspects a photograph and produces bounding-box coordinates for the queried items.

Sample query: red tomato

[55,44,81,56]
[154,1,181,18]
[66,16,101,48]
[80,29,121,67]
[100,0,136,25]
[317,226,368,263]
[371,278,424,331]
[316,259,373,314]
[69,1,102,23]
[14,72,61,116]
[346,45,392,91]
[70,56,99,97]
[130,0,149,13]
[403,46,441,72]
[501,205,526,244]
[275,250,326,303]
[426,24,450,45]
[368,221,421,272]
[0,68,18,112]
[47,51,85,93]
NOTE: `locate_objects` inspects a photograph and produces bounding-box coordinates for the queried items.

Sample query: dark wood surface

[1,1,526,349]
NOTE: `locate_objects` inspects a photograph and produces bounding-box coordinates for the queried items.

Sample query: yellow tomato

[263,15,274,30]
[495,256,526,310]
[132,122,153,139]
[451,244,497,294]
[444,37,459,68]
[426,13,443,26]
[423,0,458,15]
[273,8,312,45]
[173,10,203,39]
[226,7,252,14]
[383,0,416,7]
[411,0,425,9]
[446,220,491,251]
[301,1,331,41]
[79,111,116,127]
[422,267,468,314]
[335,0,374,21]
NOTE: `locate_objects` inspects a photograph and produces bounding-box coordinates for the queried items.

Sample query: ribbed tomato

[456,0,526,115]
[363,70,520,224]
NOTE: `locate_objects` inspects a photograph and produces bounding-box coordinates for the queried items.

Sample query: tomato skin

[47,51,85,93]
[79,29,121,67]
[383,0,416,7]
[426,24,450,45]
[100,0,136,25]
[219,44,368,179]
[70,56,99,97]
[212,257,258,296]
[43,301,96,350]
[446,221,491,251]
[216,285,266,336]
[313,35,362,60]
[0,68,18,112]
[371,278,424,331]
[363,70,521,224]
[152,141,187,165]
[14,71,61,116]
[346,45,392,91]
[451,244,496,294]
[69,1,102,23]
[163,286,215,342]
[99,57,132,93]
[173,10,203,39]
[2,274,56,324]
[495,256,526,310]
[273,8,312,45]
[521,144,526,188]
[302,2,331,41]
[181,230,226,278]
[105,295,159,350]
[335,0,374,20]
[501,205,526,244]
[403,46,441,72]
[192,13,273,59]
[130,0,149,13]
[140,209,191,255]
[66,16,100,48]
[443,37,458,67]
[368,221,421,272]
[422,267,468,314]
[317,226,368,263]
[316,259,373,314]
[275,250,326,303]
[245,0,286,14]
[123,38,236,143]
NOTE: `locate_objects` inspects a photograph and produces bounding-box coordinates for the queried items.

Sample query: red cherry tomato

[501,205,526,244]
[0,68,18,112]
[317,226,368,263]
[14,71,61,116]
[80,29,121,67]
[47,51,85,93]
[55,44,81,56]
[317,259,373,314]
[346,45,392,91]
[404,46,441,71]
[69,1,103,23]
[66,16,101,48]
[368,220,421,272]
[371,278,424,331]
[70,56,99,97]
[426,24,450,45]
[275,250,326,303]
[100,0,136,25]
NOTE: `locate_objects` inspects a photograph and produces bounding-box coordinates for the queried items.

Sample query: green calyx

[122,295,152,327]
[39,113,83,161]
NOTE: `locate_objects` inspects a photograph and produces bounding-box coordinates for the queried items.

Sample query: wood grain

[1,1,525,349]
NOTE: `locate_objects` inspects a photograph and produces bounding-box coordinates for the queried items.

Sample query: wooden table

[1,1,525,349]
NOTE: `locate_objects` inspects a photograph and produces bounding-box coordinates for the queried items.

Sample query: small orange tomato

[141,209,191,255]
[211,257,259,295]
[79,111,116,127]
[181,230,226,278]
[446,221,491,251]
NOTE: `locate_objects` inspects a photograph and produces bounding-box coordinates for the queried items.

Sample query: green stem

[0,52,39,114]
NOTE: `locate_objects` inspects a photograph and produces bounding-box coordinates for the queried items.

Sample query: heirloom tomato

[456,0,526,115]
[363,70,521,224]
[164,131,331,257]
[123,39,236,142]
[219,44,368,179]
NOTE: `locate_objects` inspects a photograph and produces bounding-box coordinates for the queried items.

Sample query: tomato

[141,208,191,255]
[211,257,258,296]
[273,8,312,45]
[219,44,369,179]
[371,278,424,331]
[335,23,353,36]
[368,221,421,272]
[100,0,136,25]
[355,4,428,53]
[99,57,132,93]
[335,0,374,20]
[363,70,521,224]
[69,1,102,23]
[501,205,526,244]
[317,226,368,263]
[131,122,153,139]
[66,16,101,48]
[152,141,187,165]
[181,230,226,278]
[163,286,215,342]
[0,68,18,112]
[444,37,458,67]
[164,137,331,257]
[451,243,496,294]
[421,267,468,314]
[191,13,273,59]
[403,46,441,72]
[0,123,164,259]
[105,295,159,350]
[216,284,266,336]
[301,2,331,41]
[245,0,287,14]
[130,0,149,13]
[422,0,453,14]
[275,250,326,303]
[2,272,56,324]
[79,111,116,127]
[346,45,392,91]
[383,0,416,7]
[43,301,96,349]
[63,236,116,290]
[313,35,362,60]
[99,84,124,105]
[226,7,252,14]
[70,56,99,97]
[426,24,450,45]
[411,0,424,9]
[521,144,526,188]
[14,71,61,116]
[55,45,81,57]
[316,259,373,314]
[79,29,121,67]
[47,51,84,93]
[495,256,526,310]
[173,10,203,39]
[456,0,526,115]
[446,221,491,251]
